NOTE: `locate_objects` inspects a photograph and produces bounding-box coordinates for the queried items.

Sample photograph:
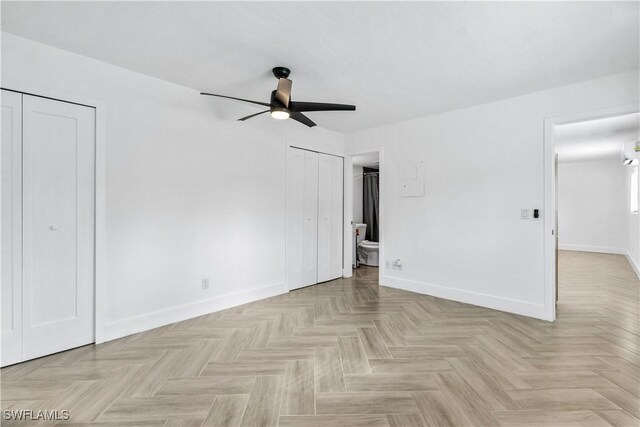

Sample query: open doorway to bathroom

[352,152,380,279]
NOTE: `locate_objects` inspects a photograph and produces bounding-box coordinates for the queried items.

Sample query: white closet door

[1,90,23,366]
[330,155,344,279]
[318,153,343,283]
[286,147,318,290]
[21,95,95,361]
[317,154,332,282]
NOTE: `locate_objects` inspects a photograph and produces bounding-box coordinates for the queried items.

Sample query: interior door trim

[1,87,96,110]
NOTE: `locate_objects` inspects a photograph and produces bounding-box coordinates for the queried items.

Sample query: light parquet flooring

[1,252,639,426]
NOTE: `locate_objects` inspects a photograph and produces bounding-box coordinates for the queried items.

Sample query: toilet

[359,240,379,267]
[354,223,379,267]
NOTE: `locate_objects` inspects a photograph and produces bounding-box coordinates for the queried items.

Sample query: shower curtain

[363,172,379,241]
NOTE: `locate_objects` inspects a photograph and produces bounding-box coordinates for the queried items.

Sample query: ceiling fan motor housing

[272,66,291,79]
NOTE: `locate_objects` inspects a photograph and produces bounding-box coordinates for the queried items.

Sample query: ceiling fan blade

[289,101,356,112]
[201,92,271,107]
[275,78,292,107]
[290,112,317,128]
[237,110,269,121]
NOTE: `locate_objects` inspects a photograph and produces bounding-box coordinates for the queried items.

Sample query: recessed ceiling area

[2,1,638,133]
[555,113,639,163]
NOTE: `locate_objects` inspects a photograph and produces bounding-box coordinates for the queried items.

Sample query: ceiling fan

[201,66,356,127]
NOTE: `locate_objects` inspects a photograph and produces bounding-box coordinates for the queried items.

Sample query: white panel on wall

[398,161,424,197]
[21,95,95,362]
[1,90,23,366]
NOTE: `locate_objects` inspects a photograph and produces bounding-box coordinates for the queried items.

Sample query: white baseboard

[558,244,625,255]
[101,282,287,343]
[626,251,640,279]
[381,275,550,321]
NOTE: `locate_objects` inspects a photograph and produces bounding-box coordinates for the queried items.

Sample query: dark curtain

[363,170,379,241]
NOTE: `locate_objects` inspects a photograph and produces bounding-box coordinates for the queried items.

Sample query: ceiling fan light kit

[270,106,290,120]
[201,66,356,127]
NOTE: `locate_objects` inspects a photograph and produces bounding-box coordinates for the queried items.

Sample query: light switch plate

[521,209,530,220]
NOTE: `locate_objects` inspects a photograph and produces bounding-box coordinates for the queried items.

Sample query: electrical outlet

[521,208,530,220]
[385,260,391,269]
[395,259,402,271]
[202,278,210,290]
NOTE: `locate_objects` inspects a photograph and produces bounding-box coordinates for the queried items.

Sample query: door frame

[343,147,384,284]
[2,79,108,344]
[543,103,639,321]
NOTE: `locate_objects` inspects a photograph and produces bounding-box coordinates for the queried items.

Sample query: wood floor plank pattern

[1,252,638,426]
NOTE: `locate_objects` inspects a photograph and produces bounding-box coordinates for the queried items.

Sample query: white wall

[353,165,363,224]
[2,33,344,341]
[345,70,639,320]
[557,159,627,254]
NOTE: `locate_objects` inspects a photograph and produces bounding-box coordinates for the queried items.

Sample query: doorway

[1,90,96,366]
[545,105,640,320]
[344,148,384,284]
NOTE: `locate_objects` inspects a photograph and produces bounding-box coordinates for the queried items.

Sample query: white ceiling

[353,153,379,169]
[2,2,638,133]
[555,113,639,163]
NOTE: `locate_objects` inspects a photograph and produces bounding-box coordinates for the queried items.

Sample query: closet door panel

[286,148,305,289]
[317,154,332,282]
[330,156,344,279]
[287,147,318,290]
[21,95,95,361]
[301,151,319,287]
[1,90,23,366]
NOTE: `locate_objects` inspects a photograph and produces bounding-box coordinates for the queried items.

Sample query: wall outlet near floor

[387,259,403,270]
[521,208,530,220]
[201,278,210,290]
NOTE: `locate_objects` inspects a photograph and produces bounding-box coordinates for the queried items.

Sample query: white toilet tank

[353,223,367,266]
[355,223,367,245]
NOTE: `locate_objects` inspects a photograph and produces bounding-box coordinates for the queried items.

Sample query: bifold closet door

[286,148,319,290]
[317,154,343,282]
[10,94,96,365]
[1,90,23,366]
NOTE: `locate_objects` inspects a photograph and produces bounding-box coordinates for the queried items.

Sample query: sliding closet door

[21,95,95,361]
[286,147,319,290]
[1,90,23,366]
[318,153,343,283]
